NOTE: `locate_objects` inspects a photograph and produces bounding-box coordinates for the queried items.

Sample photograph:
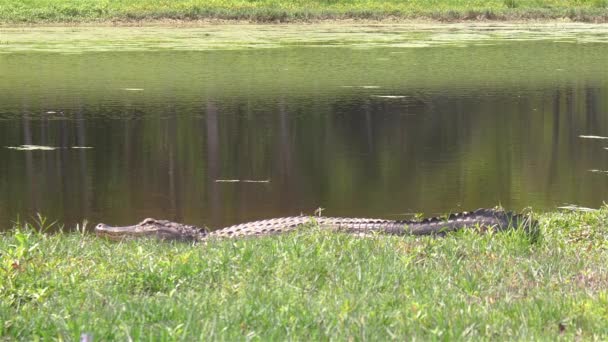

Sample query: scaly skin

[95,208,536,242]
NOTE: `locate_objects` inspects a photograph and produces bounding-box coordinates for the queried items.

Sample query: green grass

[1,0,608,23]
[1,209,608,339]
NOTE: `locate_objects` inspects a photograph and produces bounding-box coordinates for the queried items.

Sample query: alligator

[95,208,537,242]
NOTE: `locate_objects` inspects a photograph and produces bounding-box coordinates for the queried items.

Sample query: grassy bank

[1,209,608,339]
[1,0,608,23]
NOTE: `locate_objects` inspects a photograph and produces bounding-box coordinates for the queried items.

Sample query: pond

[1,24,607,230]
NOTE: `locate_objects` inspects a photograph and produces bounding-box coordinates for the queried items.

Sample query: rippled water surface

[1,24,607,229]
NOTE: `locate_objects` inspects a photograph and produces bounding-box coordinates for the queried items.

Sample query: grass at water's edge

[1,0,608,23]
[1,209,608,339]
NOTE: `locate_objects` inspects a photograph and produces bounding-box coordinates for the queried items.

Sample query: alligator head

[95,218,208,241]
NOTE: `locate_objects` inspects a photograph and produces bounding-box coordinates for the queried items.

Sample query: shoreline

[2,9,608,26]
[2,209,608,339]
[3,16,608,28]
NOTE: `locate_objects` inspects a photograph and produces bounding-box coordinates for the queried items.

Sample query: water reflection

[0,44,607,229]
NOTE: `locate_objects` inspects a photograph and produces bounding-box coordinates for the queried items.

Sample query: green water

[0,24,607,229]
